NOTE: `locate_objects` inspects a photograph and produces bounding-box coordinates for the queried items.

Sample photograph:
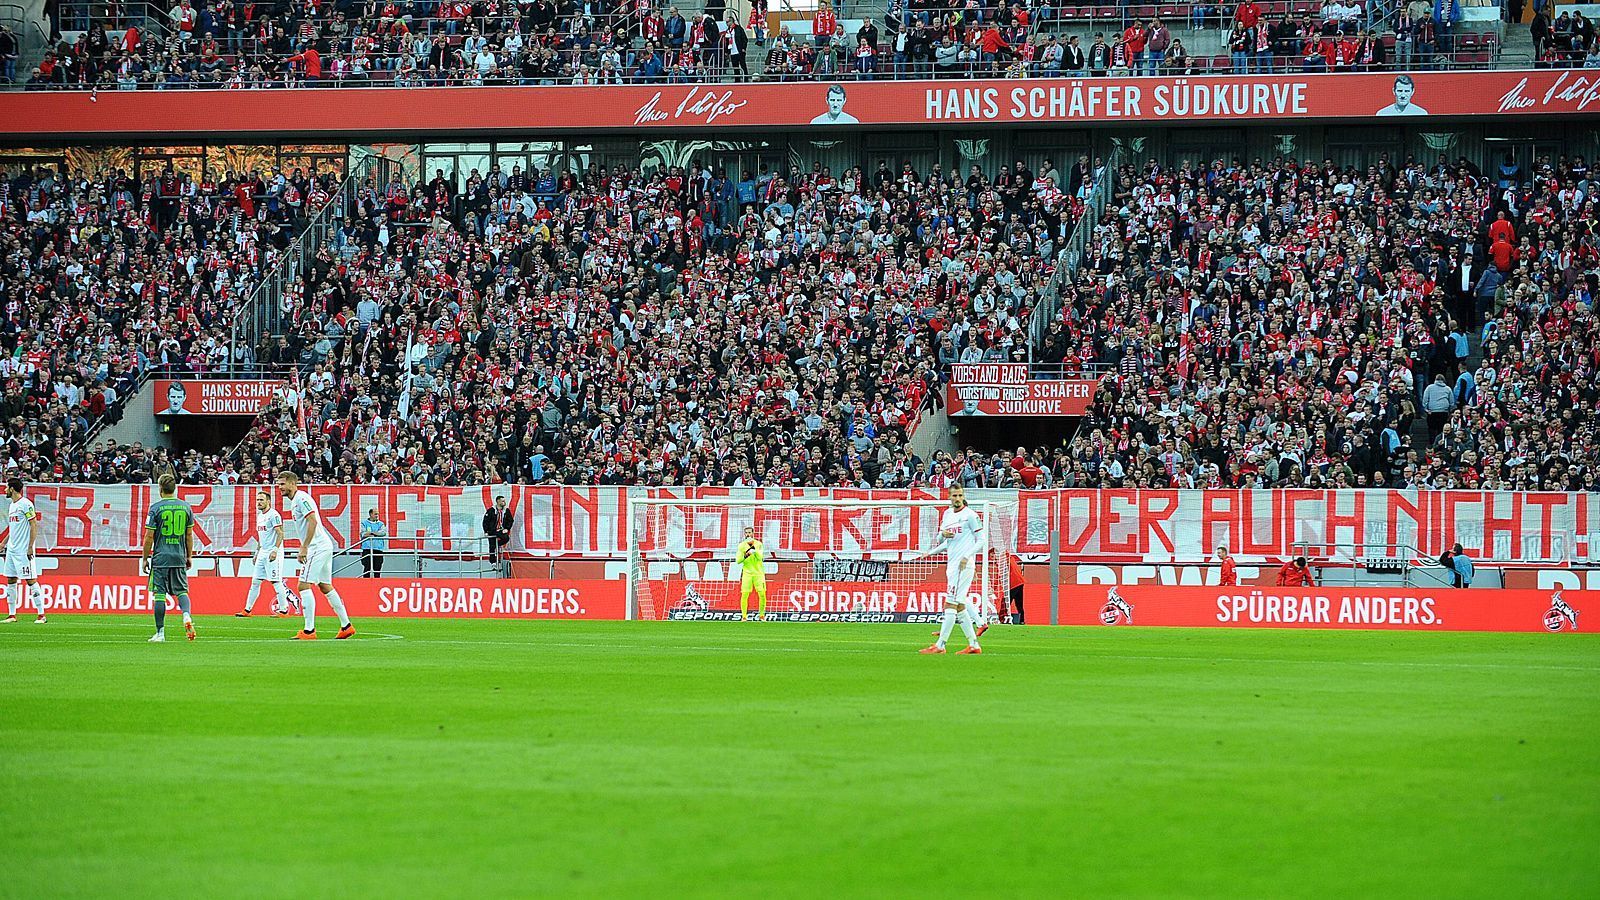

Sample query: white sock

[325,588,351,628]
[936,608,956,649]
[301,588,317,632]
[31,583,46,614]
[274,582,293,612]
[245,580,262,612]
[7,582,18,616]
[959,608,980,648]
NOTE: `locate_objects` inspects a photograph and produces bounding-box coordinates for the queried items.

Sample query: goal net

[626,497,1015,623]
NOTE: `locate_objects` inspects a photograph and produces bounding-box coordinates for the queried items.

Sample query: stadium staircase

[1496,22,1533,66]
[1,0,45,78]
[1029,143,1124,355]
[229,152,398,364]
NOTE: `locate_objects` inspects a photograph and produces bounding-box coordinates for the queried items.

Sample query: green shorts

[149,566,189,598]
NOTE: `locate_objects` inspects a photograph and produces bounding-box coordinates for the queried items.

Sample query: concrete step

[1498,23,1533,65]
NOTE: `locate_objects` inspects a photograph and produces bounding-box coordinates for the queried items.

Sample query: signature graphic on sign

[1497,72,1600,113]
[634,87,750,126]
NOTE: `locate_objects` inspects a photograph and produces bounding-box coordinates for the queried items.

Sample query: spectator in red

[813,0,836,50]
[1488,210,1515,247]
[1122,20,1147,75]
[1216,547,1238,586]
[1016,453,1044,488]
[287,45,322,83]
[981,23,1012,72]
[1489,233,1516,272]
[1006,553,1026,624]
[1276,557,1314,586]
[1235,0,1263,30]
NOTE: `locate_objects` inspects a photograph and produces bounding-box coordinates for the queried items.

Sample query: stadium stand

[5,145,1595,492]
[4,155,1078,486]
[0,0,1542,89]
[1041,152,1599,492]
[0,161,343,480]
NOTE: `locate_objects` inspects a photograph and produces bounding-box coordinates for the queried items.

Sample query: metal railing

[1302,542,1477,589]
[1025,360,1113,380]
[57,0,167,39]
[54,539,504,579]
[329,537,504,579]
[229,155,379,365]
[1030,142,1120,354]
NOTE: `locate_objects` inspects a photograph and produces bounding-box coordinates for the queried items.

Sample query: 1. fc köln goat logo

[1543,591,1580,632]
[678,584,710,612]
[1100,588,1134,626]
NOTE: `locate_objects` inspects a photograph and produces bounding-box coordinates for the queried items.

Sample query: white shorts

[2,555,37,581]
[946,562,977,612]
[252,553,282,583]
[299,546,334,585]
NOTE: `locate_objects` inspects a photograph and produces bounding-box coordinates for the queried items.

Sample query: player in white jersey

[2,477,49,624]
[277,471,355,640]
[920,484,984,654]
[236,489,299,617]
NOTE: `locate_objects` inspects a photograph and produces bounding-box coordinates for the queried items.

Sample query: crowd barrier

[1055,585,1585,633]
[24,577,1589,634]
[33,577,625,621]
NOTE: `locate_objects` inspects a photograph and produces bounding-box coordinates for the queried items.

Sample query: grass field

[0,617,1595,898]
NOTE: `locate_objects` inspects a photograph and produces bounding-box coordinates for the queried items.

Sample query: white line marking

[0,622,404,643]
[1,626,1591,672]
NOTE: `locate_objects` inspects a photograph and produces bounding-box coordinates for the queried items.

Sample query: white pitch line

[2,627,1593,672]
[0,622,405,642]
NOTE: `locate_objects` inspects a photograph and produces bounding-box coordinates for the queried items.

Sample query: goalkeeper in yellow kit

[736,526,767,621]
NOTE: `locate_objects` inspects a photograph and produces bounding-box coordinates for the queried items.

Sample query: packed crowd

[10,155,1081,487]
[0,161,340,481]
[7,147,1595,492]
[9,0,1501,89]
[1023,151,1599,492]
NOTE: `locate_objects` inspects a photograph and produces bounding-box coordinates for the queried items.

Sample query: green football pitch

[0,618,1595,898]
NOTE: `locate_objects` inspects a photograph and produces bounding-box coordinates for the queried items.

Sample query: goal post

[625,496,1015,623]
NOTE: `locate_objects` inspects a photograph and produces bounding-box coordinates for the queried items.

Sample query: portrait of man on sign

[811,84,860,125]
[1376,74,1429,116]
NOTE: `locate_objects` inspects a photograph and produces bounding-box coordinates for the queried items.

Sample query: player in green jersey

[142,474,196,642]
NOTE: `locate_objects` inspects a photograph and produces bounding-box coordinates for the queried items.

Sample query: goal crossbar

[620,493,1004,621]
